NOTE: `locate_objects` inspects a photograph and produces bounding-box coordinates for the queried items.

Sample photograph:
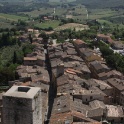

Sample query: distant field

[0,22,14,29]
[49,0,76,2]
[22,7,67,17]
[21,4,87,22]
[88,9,119,20]
[72,4,87,21]
[98,19,124,29]
[98,19,113,25]
[0,13,28,21]
[54,23,89,31]
[74,4,87,14]
[0,18,14,29]
[0,13,28,29]
[23,8,54,17]
[0,0,32,2]
[34,20,60,29]
[76,0,124,9]
[54,8,67,16]
[0,1,123,30]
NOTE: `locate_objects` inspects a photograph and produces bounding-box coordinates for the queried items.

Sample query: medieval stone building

[2,86,42,124]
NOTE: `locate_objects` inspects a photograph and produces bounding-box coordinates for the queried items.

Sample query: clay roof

[89,100,106,109]
[87,108,104,117]
[97,34,110,38]
[57,75,69,87]
[106,105,124,117]
[65,69,77,75]
[97,34,114,43]
[20,82,31,86]
[107,78,124,91]
[90,61,109,72]
[108,37,114,43]
[50,111,100,124]
[24,57,37,61]
[66,48,77,55]
[31,74,50,84]
[74,39,86,45]
[67,68,82,74]
[91,79,112,90]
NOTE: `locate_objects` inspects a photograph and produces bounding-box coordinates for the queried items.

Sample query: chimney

[57,64,64,77]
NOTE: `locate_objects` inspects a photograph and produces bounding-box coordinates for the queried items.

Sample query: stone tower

[2,86,42,124]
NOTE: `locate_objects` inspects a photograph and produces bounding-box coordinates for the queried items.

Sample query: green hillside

[76,0,124,9]
[0,0,48,2]
[49,0,76,2]
[0,0,33,2]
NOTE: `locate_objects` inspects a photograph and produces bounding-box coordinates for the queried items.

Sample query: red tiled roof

[67,68,82,73]
[97,34,110,38]
[24,57,37,61]
[20,82,31,86]
[74,39,86,45]
[50,111,101,124]
[97,34,114,43]
[108,37,114,43]
[65,70,77,75]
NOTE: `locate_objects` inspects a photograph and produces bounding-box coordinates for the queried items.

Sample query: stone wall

[3,91,42,124]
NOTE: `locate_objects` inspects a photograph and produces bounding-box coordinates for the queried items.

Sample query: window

[64,105,66,107]
[90,96,93,100]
